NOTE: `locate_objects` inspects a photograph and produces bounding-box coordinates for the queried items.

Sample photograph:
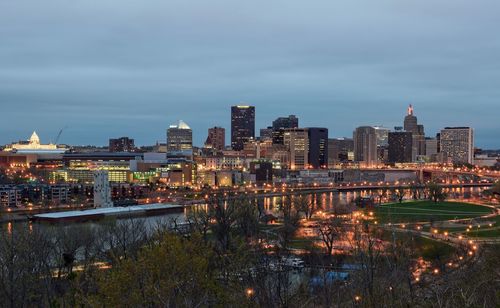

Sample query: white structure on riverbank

[93,170,113,208]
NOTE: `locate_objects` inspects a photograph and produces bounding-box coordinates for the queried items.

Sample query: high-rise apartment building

[167,120,193,152]
[284,128,309,170]
[205,126,225,151]
[440,127,474,164]
[109,137,135,152]
[388,131,413,163]
[353,126,378,165]
[307,127,328,169]
[231,105,255,151]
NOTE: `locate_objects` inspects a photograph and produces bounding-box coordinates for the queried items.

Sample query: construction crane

[54,126,67,144]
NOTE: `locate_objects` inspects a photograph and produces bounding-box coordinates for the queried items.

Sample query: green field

[467,228,500,238]
[368,201,494,224]
[378,229,456,260]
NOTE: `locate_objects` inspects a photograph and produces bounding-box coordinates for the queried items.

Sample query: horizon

[1,104,497,149]
[1,104,498,149]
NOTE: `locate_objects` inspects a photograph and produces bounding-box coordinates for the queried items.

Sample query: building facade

[307,127,328,169]
[403,104,426,159]
[284,128,309,170]
[231,105,255,151]
[109,137,135,152]
[272,115,298,144]
[167,120,193,152]
[440,127,474,164]
[205,126,225,151]
[388,131,413,163]
[328,138,354,167]
[353,126,378,165]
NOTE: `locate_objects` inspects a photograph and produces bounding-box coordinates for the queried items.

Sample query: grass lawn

[378,229,456,260]
[368,201,493,224]
[467,228,500,238]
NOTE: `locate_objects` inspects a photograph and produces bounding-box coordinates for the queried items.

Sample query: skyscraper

[328,137,354,167]
[373,126,390,147]
[353,126,378,165]
[284,128,309,170]
[440,127,474,164]
[167,120,193,152]
[205,126,225,151]
[388,131,413,163]
[403,104,425,159]
[231,105,255,151]
[272,115,299,144]
[307,127,328,169]
[404,104,418,133]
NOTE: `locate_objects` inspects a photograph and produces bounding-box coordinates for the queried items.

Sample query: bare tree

[315,217,344,256]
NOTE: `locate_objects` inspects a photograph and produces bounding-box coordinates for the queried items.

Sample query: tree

[89,233,247,307]
[377,187,389,205]
[491,180,500,196]
[315,217,344,256]
[234,198,260,239]
[293,193,320,219]
[186,206,212,243]
[207,195,238,251]
[427,182,447,203]
[391,187,406,203]
[277,195,301,250]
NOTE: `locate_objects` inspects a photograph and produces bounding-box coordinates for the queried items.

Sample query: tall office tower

[205,126,225,151]
[93,170,113,208]
[373,126,390,147]
[440,127,474,164]
[328,138,354,167]
[231,105,255,151]
[403,104,426,159]
[353,126,378,165]
[167,120,193,152]
[272,115,299,144]
[404,104,418,132]
[388,132,413,163]
[259,126,273,141]
[109,137,135,152]
[425,138,438,157]
[307,127,328,169]
[284,128,309,170]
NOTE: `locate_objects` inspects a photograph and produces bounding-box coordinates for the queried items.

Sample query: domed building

[3,131,67,153]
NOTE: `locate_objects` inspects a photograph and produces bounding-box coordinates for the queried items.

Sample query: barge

[31,203,184,223]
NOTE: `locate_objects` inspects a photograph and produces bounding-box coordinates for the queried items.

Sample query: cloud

[0,0,499,148]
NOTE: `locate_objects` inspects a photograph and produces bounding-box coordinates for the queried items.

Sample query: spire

[407,104,414,116]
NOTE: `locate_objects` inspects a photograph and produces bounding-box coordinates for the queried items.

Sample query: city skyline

[0,104,497,149]
[1,1,499,148]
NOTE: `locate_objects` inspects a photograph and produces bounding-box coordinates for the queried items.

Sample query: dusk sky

[1,0,499,148]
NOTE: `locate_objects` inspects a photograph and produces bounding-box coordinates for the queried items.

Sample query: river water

[1,186,487,234]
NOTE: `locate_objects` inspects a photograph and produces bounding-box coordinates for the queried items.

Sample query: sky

[0,0,499,148]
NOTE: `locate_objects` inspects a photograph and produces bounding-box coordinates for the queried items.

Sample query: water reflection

[0,186,487,234]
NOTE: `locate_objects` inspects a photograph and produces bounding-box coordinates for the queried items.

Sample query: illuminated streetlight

[245,288,254,297]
